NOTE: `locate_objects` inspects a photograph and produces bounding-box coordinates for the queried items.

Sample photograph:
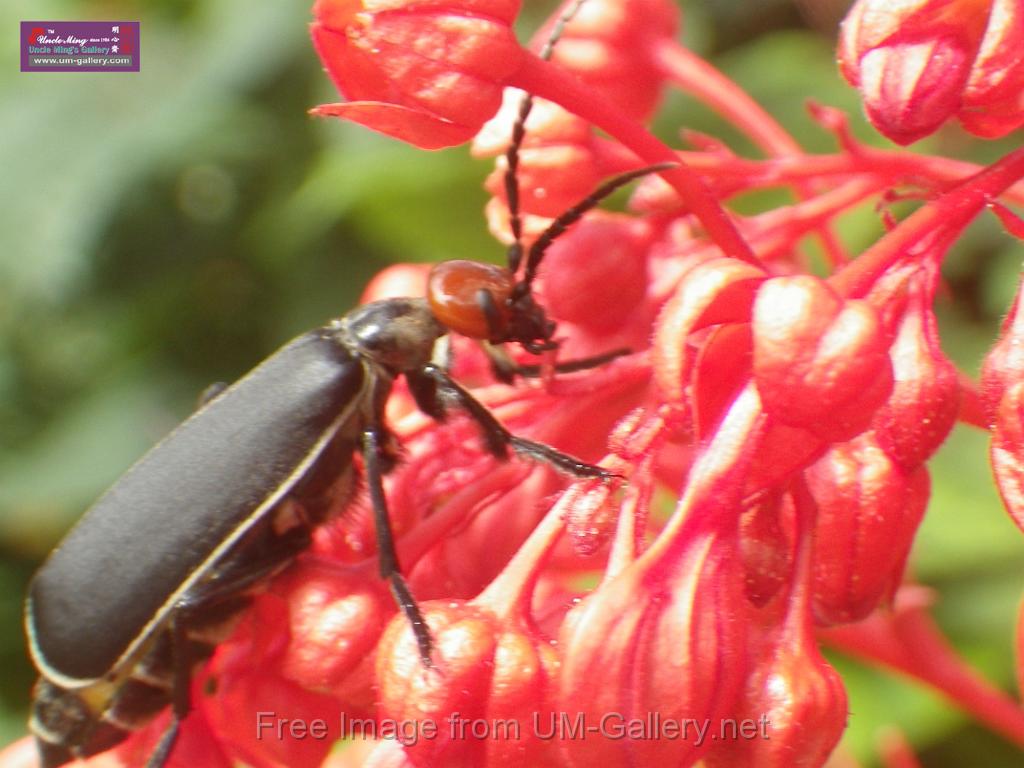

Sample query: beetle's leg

[361,426,433,666]
[143,618,191,768]
[406,370,511,459]
[480,342,519,384]
[140,525,316,767]
[408,365,615,481]
[481,342,632,382]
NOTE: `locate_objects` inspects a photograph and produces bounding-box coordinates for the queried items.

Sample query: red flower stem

[511,51,760,266]
[958,372,989,430]
[786,474,817,617]
[473,480,579,618]
[829,147,1024,299]
[821,606,1024,747]
[645,180,882,308]
[652,38,849,266]
[652,39,797,159]
[668,150,1024,208]
[604,455,652,581]
[654,384,766,551]
[747,178,886,261]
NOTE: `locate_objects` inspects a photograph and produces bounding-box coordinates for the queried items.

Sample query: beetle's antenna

[505,0,589,275]
[514,162,678,296]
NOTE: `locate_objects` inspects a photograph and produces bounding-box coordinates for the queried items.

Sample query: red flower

[531,0,679,122]
[839,0,1024,143]
[375,601,560,767]
[557,516,747,768]
[871,279,959,470]
[310,0,524,148]
[707,482,848,768]
[806,434,929,625]
[752,275,893,443]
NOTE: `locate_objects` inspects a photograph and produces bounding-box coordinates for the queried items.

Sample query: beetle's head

[425,259,556,354]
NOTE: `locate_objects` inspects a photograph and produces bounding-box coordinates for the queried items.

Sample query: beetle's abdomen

[29,599,237,768]
[25,328,369,767]
[27,331,364,686]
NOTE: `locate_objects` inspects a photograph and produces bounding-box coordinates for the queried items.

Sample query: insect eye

[427,260,514,339]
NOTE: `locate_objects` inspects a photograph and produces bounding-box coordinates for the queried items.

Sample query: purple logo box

[21,21,139,72]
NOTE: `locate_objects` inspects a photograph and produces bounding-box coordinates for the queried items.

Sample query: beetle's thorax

[335,297,445,373]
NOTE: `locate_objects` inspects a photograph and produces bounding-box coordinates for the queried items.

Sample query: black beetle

[24,117,669,768]
[24,4,674,763]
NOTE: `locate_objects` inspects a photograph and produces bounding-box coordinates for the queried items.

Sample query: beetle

[24,2,675,763]
[24,120,669,768]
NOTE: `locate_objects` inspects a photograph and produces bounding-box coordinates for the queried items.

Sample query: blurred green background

[2,0,1022,765]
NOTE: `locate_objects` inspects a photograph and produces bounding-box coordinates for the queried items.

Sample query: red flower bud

[475,96,637,220]
[537,0,679,121]
[651,256,765,413]
[375,601,560,767]
[871,289,960,469]
[310,0,524,148]
[753,275,893,443]
[738,491,793,607]
[277,560,392,694]
[0,740,36,768]
[360,263,432,303]
[744,640,847,763]
[839,0,1024,143]
[990,380,1024,533]
[535,213,651,335]
[708,495,847,768]
[201,596,344,768]
[807,434,929,625]
[557,518,746,768]
[981,290,1024,424]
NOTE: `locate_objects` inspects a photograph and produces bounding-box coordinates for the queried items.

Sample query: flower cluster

[6,1,1024,767]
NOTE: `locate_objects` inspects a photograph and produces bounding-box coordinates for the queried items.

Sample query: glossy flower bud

[360,263,432,303]
[538,0,679,121]
[990,380,1024,533]
[753,275,893,443]
[839,0,1024,143]
[557,519,746,768]
[375,601,560,767]
[277,560,391,694]
[651,256,765,412]
[476,96,635,220]
[807,434,930,625]
[738,492,793,607]
[707,549,847,767]
[984,289,1024,532]
[981,291,1024,425]
[871,293,959,470]
[201,596,344,768]
[536,213,651,334]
